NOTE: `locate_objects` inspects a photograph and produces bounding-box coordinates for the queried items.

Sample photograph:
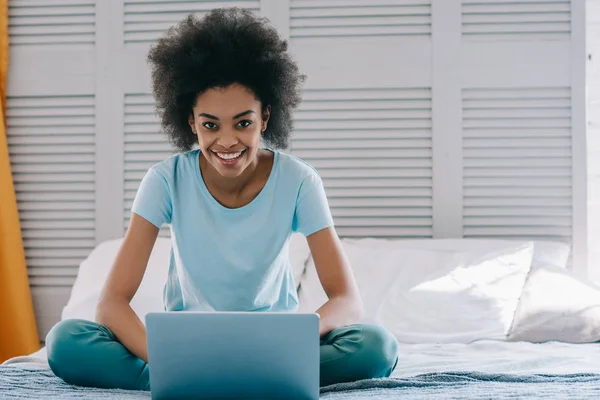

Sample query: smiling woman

[147,9,301,152]
[43,7,399,393]
[189,84,274,202]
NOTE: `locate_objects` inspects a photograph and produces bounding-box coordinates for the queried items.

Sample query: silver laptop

[146,311,320,400]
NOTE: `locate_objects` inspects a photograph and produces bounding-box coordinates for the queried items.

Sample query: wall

[6,0,588,339]
[588,0,600,282]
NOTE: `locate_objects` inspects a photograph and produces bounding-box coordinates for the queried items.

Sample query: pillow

[62,233,311,323]
[289,233,311,287]
[297,246,452,318]
[298,237,552,314]
[507,263,600,343]
[298,240,534,343]
[61,237,171,323]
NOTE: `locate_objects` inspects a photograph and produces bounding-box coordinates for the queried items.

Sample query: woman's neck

[200,149,275,198]
[201,157,256,197]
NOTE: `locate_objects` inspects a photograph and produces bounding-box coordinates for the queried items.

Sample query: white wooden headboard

[6,0,587,339]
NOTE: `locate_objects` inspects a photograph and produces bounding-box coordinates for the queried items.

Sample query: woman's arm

[95,213,159,362]
[306,227,364,337]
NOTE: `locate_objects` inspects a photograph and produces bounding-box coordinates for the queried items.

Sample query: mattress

[392,339,600,377]
[4,340,600,399]
[9,339,600,375]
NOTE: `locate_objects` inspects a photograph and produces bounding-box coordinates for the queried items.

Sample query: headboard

[6,0,587,338]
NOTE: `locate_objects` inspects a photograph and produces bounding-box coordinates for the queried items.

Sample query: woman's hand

[95,213,160,362]
[305,227,364,337]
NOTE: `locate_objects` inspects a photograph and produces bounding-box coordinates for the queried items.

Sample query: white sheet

[6,341,600,378]
[2,347,48,369]
[392,340,600,377]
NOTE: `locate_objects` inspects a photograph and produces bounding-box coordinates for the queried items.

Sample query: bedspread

[2,366,600,399]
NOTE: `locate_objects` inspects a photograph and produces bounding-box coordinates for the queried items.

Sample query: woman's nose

[216,130,239,148]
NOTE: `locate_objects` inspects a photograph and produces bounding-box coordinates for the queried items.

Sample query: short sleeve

[293,175,335,237]
[131,169,172,228]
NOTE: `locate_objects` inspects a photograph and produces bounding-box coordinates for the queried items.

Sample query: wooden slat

[462,1,570,39]
[292,87,433,238]
[292,0,431,8]
[462,87,572,242]
[291,6,429,18]
[8,1,95,45]
[7,95,96,289]
[290,0,431,38]
[123,94,175,236]
[336,226,433,237]
[123,0,260,43]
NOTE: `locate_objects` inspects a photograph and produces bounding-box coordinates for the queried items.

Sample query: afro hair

[147,7,305,151]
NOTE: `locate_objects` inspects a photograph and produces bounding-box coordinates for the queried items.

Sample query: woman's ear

[261,105,271,132]
[188,114,197,135]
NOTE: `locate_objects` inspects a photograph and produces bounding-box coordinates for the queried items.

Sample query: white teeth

[216,151,242,160]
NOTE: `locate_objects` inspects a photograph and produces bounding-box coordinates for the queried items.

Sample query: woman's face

[189,83,270,179]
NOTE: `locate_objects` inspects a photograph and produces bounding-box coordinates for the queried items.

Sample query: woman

[45,8,399,390]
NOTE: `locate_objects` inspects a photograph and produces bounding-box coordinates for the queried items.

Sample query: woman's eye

[203,122,217,130]
[238,120,252,128]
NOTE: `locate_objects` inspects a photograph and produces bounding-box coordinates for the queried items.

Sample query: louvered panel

[6,95,95,287]
[462,0,570,40]
[8,0,95,45]
[462,87,572,241]
[290,0,431,38]
[291,88,433,238]
[124,94,174,237]
[123,0,260,43]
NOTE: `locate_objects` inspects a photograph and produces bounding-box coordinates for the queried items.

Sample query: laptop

[146,311,320,400]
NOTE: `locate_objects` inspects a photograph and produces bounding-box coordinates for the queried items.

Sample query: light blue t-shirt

[131,149,334,313]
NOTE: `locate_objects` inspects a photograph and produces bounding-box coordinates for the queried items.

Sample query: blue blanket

[2,366,600,399]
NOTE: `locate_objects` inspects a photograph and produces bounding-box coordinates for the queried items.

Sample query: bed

[3,236,600,399]
[4,340,600,399]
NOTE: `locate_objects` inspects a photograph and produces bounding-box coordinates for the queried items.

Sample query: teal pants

[46,318,399,391]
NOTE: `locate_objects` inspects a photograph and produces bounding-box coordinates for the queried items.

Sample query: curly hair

[147,8,305,151]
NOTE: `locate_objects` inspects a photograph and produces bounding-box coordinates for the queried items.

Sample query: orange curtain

[0,0,40,363]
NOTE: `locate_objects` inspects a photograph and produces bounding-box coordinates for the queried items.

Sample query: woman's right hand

[95,213,160,363]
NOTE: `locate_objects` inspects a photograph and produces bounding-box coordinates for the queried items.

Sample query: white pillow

[507,263,600,343]
[298,240,534,343]
[62,233,311,323]
[297,246,452,318]
[297,237,558,314]
[289,233,311,287]
[61,238,171,322]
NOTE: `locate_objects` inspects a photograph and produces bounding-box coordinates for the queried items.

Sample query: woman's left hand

[305,227,364,337]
